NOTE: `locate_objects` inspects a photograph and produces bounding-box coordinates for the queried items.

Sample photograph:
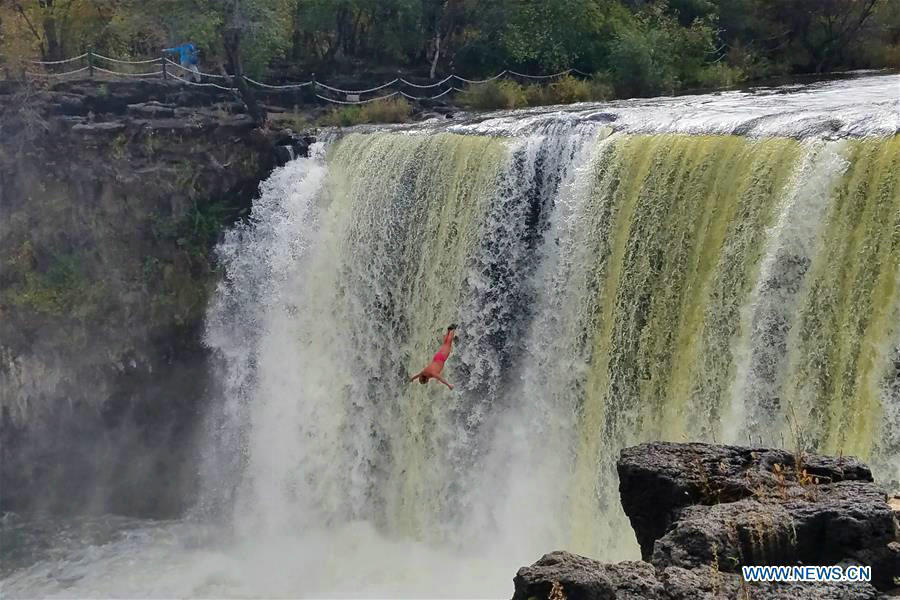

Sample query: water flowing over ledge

[432,72,900,139]
[193,70,898,594]
[3,73,898,598]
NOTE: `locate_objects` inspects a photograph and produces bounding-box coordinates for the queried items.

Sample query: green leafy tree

[757,0,881,73]
[3,0,898,100]
[502,0,608,72]
[607,2,719,95]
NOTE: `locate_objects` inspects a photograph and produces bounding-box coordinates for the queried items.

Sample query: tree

[502,0,608,72]
[221,0,264,125]
[606,2,719,95]
[2,0,898,96]
[422,0,466,78]
[758,0,882,73]
[9,0,79,61]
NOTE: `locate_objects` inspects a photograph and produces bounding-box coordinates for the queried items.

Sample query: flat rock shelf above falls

[513,442,900,599]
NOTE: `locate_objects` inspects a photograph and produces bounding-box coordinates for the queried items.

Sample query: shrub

[524,84,553,106]
[695,63,746,89]
[359,97,413,123]
[319,105,364,127]
[2,243,90,316]
[548,75,593,104]
[524,75,613,106]
[457,80,527,110]
[587,74,615,101]
[724,43,775,81]
[319,98,412,126]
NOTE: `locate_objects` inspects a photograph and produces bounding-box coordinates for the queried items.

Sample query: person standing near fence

[163,43,200,82]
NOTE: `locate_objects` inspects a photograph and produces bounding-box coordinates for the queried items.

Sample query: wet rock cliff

[0,80,308,517]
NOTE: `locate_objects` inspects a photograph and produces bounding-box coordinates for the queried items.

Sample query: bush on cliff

[457,80,527,110]
[524,75,613,106]
[319,98,413,126]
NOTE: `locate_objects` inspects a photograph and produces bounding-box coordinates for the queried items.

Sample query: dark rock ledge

[513,442,900,599]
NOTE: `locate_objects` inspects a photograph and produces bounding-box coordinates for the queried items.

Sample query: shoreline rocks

[513,442,899,599]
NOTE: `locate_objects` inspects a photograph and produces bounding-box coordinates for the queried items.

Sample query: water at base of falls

[3,74,898,599]
[1,517,515,598]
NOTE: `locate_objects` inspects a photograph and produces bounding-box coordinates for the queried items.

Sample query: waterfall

[2,74,897,600]
[200,122,899,592]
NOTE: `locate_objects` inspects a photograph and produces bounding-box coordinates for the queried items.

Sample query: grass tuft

[319,97,413,126]
[457,80,527,110]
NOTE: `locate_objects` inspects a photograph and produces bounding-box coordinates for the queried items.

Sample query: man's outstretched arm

[434,374,453,390]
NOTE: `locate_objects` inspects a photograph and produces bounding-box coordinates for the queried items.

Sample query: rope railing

[399,87,459,101]
[169,71,238,91]
[93,53,160,65]
[453,70,508,84]
[28,53,88,65]
[508,69,573,79]
[315,78,400,95]
[242,76,312,89]
[315,91,400,105]
[25,65,90,78]
[21,50,592,105]
[94,65,163,78]
[164,58,228,79]
[399,74,454,89]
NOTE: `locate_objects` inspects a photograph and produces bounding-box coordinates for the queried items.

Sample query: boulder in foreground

[512,442,898,599]
[513,550,880,600]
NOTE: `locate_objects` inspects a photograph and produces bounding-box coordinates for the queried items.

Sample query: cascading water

[3,73,898,599]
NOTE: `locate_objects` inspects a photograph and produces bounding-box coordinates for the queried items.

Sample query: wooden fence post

[88,48,94,78]
[161,55,167,80]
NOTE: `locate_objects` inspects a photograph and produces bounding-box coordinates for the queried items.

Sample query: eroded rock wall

[0,80,297,516]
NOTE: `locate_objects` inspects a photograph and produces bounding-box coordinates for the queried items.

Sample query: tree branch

[13,3,44,49]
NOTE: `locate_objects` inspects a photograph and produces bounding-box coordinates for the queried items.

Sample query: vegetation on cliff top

[2,0,898,102]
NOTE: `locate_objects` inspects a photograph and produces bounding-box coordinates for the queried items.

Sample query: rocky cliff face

[514,442,900,599]
[0,80,307,517]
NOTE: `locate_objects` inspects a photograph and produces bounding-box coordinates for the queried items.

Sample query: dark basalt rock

[274,144,294,165]
[616,442,873,560]
[514,443,898,599]
[71,121,127,133]
[512,551,880,600]
[651,499,795,570]
[659,565,879,600]
[126,101,176,118]
[513,552,662,600]
[652,480,895,566]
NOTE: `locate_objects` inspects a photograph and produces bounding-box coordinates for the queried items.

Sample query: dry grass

[457,80,527,110]
[548,580,566,600]
[319,97,413,126]
[459,75,612,110]
[525,75,613,106]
